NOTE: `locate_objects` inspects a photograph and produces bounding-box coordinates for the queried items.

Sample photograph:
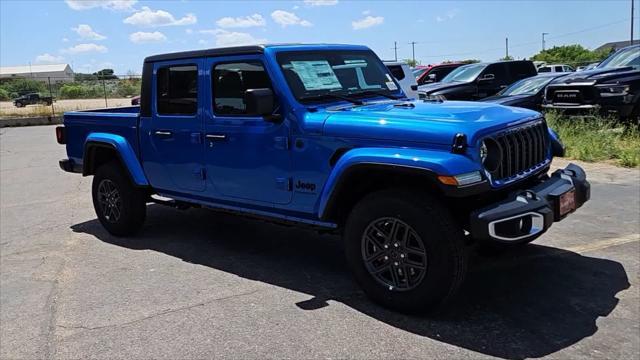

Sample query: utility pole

[408,41,417,65]
[393,41,398,61]
[632,0,635,45]
[505,37,509,59]
[542,32,549,51]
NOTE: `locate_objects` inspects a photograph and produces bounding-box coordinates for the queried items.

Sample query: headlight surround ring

[480,138,502,173]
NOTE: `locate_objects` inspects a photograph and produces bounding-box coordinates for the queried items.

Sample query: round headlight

[480,138,501,172]
[480,141,488,163]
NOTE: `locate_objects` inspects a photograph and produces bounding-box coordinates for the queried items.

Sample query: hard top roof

[144,43,369,63]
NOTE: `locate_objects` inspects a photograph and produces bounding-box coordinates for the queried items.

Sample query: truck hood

[321,100,540,146]
[417,81,470,95]
[549,66,640,85]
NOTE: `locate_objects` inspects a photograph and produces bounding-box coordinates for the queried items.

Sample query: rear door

[139,59,206,194]
[203,55,292,205]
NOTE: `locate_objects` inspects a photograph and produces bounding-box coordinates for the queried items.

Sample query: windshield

[501,76,553,96]
[440,63,486,83]
[412,67,429,78]
[598,46,640,69]
[276,50,401,103]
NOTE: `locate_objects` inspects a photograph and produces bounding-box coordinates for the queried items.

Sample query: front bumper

[469,163,590,243]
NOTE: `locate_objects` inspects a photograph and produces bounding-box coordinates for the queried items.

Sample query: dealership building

[0,64,74,83]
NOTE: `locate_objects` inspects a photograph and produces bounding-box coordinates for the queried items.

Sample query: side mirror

[428,73,437,81]
[244,88,274,117]
[478,73,495,82]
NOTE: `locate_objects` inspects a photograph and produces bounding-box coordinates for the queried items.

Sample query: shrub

[0,88,10,101]
[59,84,85,99]
[545,111,640,168]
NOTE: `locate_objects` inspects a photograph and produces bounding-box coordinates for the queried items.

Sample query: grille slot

[489,121,548,182]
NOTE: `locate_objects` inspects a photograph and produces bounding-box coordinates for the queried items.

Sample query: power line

[416,18,630,59]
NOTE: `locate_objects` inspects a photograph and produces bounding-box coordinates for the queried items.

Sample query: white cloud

[62,43,108,54]
[304,0,338,5]
[129,31,167,44]
[362,10,370,15]
[436,9,459,22]
[62,37,70,42]
[271,10,312,27]
[72,24,107,40]
[123,6,197,27]
[35,53,65,64]
[216,14,266,28]
[200,29,266,47]
[185,28,193,34]
[198,39,207,45]
[65,0,137,11]
[352,15,384,30]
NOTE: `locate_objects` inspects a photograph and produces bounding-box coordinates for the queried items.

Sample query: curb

[0,116,62,128]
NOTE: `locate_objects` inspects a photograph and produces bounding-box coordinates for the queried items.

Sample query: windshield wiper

[349,90,404,100]
[298,93,364,105]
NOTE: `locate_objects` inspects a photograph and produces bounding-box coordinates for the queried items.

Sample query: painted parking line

[563,233,640,254]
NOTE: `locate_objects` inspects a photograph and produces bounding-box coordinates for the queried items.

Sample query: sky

[1,0,637,75]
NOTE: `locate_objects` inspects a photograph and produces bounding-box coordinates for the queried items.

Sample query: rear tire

[92,161,146,236]
[344,189,466,313]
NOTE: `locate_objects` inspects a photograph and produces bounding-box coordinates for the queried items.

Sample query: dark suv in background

[418,60,538,101]
[413,63,465,85]
[543,45,640,120]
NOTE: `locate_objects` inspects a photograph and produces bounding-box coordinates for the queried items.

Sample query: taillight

[56,126,66,144]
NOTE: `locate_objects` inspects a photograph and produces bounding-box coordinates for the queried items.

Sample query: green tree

[531,44,610,65]
[94,69,118,80]
[459,59,481,64]
[59,84,85,99]
[499,55,514,61]
[0,88,10,101]
[403,58,420,67]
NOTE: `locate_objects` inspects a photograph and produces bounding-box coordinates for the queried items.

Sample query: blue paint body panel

[61,44,557,226]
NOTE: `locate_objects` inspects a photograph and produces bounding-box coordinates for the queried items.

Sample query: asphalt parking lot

[1,125,638,359]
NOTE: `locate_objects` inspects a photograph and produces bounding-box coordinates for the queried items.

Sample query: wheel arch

[83,133,149,186]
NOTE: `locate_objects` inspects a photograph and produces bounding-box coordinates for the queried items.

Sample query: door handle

[154,130,173,139]
[206,134,227,141]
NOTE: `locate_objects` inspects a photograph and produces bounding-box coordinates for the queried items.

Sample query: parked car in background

[13,93,53,107]
[543,44,640,120]
[413,63,465,85]
[537,64,575,73]
[131,95,140,105]
[576,62,599,72]
[384,61,418,98]
[418,60,538,101]
[481,73,567,110]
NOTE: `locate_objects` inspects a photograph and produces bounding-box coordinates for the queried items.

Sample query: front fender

[317,147,480,218]
[84,132,148,186]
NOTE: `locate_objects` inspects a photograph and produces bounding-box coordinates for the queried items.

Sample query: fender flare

[83,132,149,186]
[317,147,481,219]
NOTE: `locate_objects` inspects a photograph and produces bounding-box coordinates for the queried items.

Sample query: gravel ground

[0,98,133,117]
[1,125,638,359]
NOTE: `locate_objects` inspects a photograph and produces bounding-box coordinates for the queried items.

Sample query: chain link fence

[0,75,141,118]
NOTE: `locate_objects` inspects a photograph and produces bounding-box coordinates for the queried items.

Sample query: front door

[203,56,292,205]
[139,59,206,194]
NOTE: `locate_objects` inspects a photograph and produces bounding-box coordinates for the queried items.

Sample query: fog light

[454,171,483,185]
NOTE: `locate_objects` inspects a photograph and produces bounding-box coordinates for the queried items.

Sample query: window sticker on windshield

[290,61,342,91]
[386,81,398,90]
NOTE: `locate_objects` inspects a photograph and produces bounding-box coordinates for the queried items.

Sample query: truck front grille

[489,120,548,182]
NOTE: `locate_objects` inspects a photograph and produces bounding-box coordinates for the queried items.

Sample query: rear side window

[554,66,564,72]
[509,62,537,80]
[387,65,406,80]
[213,61,273,115]
[538,66,551,73]
[156,65,198,115]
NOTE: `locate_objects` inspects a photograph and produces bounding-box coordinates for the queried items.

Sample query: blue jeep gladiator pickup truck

[57,44,590,312]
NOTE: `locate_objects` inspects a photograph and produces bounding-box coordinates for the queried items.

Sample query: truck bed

[63,106,141,167]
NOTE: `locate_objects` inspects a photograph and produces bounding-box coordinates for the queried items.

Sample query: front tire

[92,161,146,236]
[344,189,466,313]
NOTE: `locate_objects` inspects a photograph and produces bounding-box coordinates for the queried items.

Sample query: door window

[482,63,507,82]
[387,65,406,80]
[156,65,198,115]
[212,61,273,115]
